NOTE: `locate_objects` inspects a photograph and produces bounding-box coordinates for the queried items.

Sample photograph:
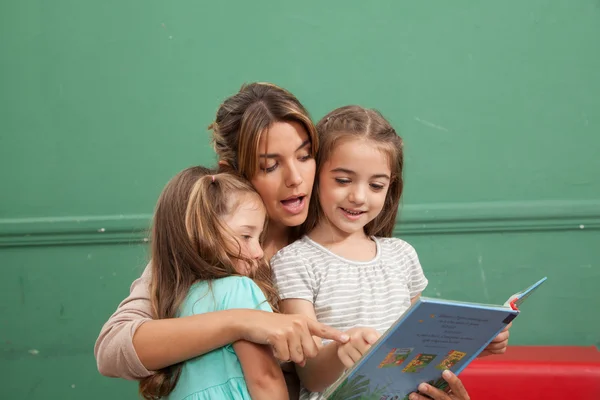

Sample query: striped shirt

[271,235,428,400]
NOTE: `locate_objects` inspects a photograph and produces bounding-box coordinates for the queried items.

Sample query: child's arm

[411,293,422,305]
[233,341,288,400]
[281,299,379,393]
[281,299,344,392]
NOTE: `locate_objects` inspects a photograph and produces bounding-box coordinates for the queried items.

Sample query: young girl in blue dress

[139,167,287,400]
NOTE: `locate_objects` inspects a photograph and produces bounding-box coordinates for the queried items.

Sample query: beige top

[94,263,154,380]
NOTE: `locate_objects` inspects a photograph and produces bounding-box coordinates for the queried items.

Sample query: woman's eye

[241,235,252,241]
[299,154,311,162]
[261,162,278,173]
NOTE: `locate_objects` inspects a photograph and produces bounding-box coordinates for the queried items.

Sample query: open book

[323,277,547,400]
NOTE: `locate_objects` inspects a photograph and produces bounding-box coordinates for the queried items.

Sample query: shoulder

[376,236,417,255]
[184,276,270,314]
[139,261,153,280]
[211,276,261,296]
[270,236,313,265]
[376,237,421,268]
[184,277,261,305]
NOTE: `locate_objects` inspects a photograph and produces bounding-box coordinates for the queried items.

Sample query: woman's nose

[285,162,303,188]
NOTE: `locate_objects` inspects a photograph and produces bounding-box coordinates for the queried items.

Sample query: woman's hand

[239,311,349,366]
[336,327,381,368]
[409,370,471,400]
[479,322,511,357]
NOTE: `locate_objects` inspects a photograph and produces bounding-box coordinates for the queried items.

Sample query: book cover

[322,277,546,400]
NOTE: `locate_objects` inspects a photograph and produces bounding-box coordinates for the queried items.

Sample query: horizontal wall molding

[0,214,153,247]
[394,199,600,236]
[1,200,599,247]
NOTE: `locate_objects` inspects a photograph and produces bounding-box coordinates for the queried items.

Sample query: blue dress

[165,276,273,400]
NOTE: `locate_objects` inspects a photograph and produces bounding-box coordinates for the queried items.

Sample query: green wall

[1,1,599,398]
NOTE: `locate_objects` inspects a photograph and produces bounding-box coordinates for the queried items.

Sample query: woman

[95,82,509,400]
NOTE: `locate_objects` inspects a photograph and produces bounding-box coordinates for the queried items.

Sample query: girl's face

[222,194,266,275]
[250,121,316,231]
[317,138,391,239]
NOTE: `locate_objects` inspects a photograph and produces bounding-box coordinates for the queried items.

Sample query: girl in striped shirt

[271,106,510,400]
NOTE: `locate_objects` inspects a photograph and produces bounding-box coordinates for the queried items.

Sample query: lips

[280,195,306,215]
[341,208,365,215]
[340,207,366,220]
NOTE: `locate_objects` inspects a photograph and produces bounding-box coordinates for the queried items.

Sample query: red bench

[460,346,600,400]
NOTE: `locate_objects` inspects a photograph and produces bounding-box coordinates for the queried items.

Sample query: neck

[263,221,291,261]
[308,220,377,262]
[308,220,368,246]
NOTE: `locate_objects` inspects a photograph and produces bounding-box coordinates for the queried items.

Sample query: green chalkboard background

[1,1,599,398]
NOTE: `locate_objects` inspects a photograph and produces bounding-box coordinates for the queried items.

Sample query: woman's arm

[132,310,252,371]
[134,308,349,371]
[94,264,154,379]
[96,263,225,377]
[234,341,288,400]
[95,265,348,379]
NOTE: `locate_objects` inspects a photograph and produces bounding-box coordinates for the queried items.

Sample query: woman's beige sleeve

[94,263,154,380]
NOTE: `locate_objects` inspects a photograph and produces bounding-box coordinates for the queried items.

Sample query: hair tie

[211,175,216,183]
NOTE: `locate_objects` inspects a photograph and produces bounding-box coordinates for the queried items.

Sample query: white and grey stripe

[271,235,428,400]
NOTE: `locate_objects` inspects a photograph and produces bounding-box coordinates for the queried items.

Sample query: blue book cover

[322,277,547,400]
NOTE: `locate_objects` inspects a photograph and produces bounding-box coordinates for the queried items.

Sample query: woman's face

[250,121,316,230]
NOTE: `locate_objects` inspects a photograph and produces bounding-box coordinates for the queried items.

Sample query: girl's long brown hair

[302,105,404,238]
[139,167,279,400]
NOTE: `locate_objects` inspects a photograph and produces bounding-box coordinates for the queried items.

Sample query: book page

[325,300,517,400]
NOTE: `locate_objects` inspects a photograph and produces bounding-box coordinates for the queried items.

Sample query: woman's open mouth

[280,195,306,215]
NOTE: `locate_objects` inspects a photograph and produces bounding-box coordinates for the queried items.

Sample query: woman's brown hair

[139,167,279,399]
[209,82,318,180]
[303,105,404,238]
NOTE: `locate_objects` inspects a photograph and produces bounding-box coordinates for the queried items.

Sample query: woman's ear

[218,160,229,168]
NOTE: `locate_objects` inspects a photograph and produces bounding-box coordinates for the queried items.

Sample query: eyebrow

[331,167,390,180]
[259,139,311,159]
[240,225,259,231]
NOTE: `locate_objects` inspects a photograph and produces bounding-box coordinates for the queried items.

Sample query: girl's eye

[241,235,252,240]
[335,178,351,184]
[370,183,385,191]
[261,162,278,173]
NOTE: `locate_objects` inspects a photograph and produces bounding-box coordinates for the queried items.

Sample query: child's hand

[336,327,381,368]
[479,322,511,358]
